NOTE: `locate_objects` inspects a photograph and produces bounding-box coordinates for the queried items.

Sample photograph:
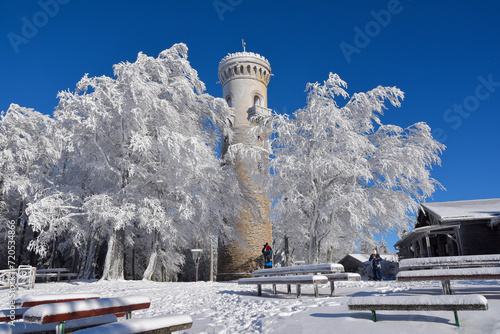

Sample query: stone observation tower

[217,44,273,281]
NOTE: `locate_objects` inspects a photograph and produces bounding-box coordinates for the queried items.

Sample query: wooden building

[395,198,500,259]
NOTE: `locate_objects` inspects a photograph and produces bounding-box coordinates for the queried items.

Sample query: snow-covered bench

[16,293,101,307]
[238,274,329,297]
[0,293,100,322]
[347,294,488,327]
[0,315,117,333]
[324,273,361,295]
[249,263,359,296]
[71,314,193,334]
[36,268,79,282]
[22,296,151,334]
[252,263,344,276]
[0,307,29,322]
[399,254,500,271]
[397,267,500,294]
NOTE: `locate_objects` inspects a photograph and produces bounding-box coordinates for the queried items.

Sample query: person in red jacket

[262,243,273,269]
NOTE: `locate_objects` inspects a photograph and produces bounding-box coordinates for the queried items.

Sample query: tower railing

[247,105,272,120]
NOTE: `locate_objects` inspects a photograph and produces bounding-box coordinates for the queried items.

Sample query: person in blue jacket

[369,249,383,281]
[262,243,273,269]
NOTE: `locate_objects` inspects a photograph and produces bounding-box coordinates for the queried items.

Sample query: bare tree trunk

[308,225,320,264]
[30,231,39,267]
[284,235,290,267]
[15,201,24,265]
[17,220,28,265]
[143,230,159,281]
[82,233,98,279]
[101,228,125,280]
[132,246,136,280]
[50,236,58,268]
[326,245,334,263]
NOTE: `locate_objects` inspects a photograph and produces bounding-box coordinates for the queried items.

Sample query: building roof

[394,224,460,247]
[339,253,398,264]
[421,198,500,222]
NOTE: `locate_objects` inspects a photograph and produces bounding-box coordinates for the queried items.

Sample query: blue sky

[1,0,499,252]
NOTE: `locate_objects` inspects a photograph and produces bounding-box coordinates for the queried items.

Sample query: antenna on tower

[242,39,246,52]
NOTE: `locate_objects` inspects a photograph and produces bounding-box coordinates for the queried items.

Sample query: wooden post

[453,311,460,327]
[442,279,452,295]
[296,284,301,298]
[330,281,335,295]
[425,235,432,257]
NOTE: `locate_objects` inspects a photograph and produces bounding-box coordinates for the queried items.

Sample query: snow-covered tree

[48,43,241,280]
[0,104,64,265]
[253,73,444,264]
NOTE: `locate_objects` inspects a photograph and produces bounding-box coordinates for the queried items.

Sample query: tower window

[226,96,232,107]
[254,95,261,106]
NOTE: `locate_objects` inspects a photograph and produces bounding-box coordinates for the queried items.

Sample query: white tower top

[218,49,272,132]
[218,51,272,87]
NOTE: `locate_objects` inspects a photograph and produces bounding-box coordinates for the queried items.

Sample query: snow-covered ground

[2,279,500,334]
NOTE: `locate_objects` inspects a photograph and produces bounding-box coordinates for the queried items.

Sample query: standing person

[262,243,273,269]
[369,249,383,281]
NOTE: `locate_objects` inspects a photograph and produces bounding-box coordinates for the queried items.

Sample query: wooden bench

[324,272,361,295]
[36,268,79,282]
[399,254,500,270]
[23,296,151,334]
[347,294,488,327]
[0,307,30,322]
[0,293,100,322]
[0,315,117,333]
[239,274,329,297]
[248,263,360,296]
[252,263,344,276]
[397,267,500,294]
[71,314,193,334]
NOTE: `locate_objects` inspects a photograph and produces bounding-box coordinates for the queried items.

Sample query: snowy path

[1,279,500,333]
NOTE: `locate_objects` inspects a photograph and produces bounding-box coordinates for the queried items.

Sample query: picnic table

[397,254,500,294]
[239,263,360,297]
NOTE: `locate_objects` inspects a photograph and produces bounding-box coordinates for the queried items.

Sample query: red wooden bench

[0,293,100,323]
[0,314,117,333]
[22,296,150,334]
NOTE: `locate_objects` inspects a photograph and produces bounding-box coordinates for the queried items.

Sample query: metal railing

[0,265,36,290]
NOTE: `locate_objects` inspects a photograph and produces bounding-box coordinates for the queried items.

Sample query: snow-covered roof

[342,254,397,264]
[394,224,460,247]
[348,254,370,263]
[421,198,500,222]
